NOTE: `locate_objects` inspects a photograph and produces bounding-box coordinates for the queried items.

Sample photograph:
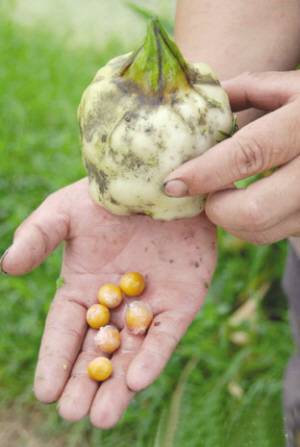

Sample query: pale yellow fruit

[86,304,110,329]
[119,272,145,297]
[87,357,113,381]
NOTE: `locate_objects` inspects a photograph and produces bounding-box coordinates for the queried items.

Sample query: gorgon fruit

[78,18,235,220]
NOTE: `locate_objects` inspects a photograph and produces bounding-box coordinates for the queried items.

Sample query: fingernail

[0,248,10,274]
[164,179,188,197]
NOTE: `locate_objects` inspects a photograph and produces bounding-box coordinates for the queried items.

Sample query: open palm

[2,178,216,428]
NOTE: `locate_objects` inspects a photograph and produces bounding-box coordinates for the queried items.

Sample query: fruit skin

[86,304,110,329]
[125,301,153,335]
[98,283,123,309]
[94,325,121,353]
[78,19,234,221]
[87,357,113,381]
[119,272,145,297]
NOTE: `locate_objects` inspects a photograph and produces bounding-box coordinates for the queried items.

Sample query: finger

[58,329,101,421]
[226,211,300,245]
[34,288,87,403]
[222,71,300,112]
[205,156,300,233]
[90,330,142,429]
[2,192,69,275]
[127,309,192,391]
[164,100,300,196]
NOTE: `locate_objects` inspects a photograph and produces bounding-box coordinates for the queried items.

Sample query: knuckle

[145,342,170,362]
[31,221,51,254]
[38,349,73,366]
[243,198,269,232]
[154,329,180,349]
[232,134,266,177]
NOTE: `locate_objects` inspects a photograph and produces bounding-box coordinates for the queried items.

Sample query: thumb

[163,71,300,197]
[1,192,69,276]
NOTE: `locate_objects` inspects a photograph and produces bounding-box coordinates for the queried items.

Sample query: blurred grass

[0,4,292,447]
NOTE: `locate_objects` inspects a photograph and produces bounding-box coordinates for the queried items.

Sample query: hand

[1,178,216,428]
[164,71,300,245]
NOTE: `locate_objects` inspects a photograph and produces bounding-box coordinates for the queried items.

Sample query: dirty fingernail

[0,248,10,274]
[164,179,188,197]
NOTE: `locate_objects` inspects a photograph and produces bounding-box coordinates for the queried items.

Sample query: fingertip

[163,179,188,198]
[1,242,36,276]
[126,360,153,391]
[0,248,10,275]
[126,375,146,392]
[34,380,61,404]
[58,397,89,422]
[90,414,117,430]
[90,398,122,430]
[34,366,68,404]
[0,247,23,276]
[164,155,223,196]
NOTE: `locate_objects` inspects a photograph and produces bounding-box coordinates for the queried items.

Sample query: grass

[0,5,292,447]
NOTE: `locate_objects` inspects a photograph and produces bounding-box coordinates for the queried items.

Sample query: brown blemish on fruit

[145,125,153,133]
[110,196,120,205]
[122,151,145,170]
[198,114,207,126]
[188,68,219,86]
[85,160,109,194]
[114,78,163,106]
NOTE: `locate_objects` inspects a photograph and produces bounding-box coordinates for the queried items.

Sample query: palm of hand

[3,179,216,428]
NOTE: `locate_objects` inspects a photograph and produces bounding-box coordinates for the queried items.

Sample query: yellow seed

[125,301,153,335]
[94,325,121,353]
[86,304,110,329]
[120,272,145,297]
[98,283,123,309]
[87,357,113,381]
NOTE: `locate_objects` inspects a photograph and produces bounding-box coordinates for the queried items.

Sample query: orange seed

[120,272,145,297]
[86,304,110,329]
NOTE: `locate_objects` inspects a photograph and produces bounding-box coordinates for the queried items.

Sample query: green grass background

[0,2,292,446]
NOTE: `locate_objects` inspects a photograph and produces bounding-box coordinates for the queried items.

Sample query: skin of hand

[0,179,216,428]
[3,0,300,431]
[164,71,300,245]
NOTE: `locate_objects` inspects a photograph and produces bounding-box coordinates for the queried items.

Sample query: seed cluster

[86,272,153,382]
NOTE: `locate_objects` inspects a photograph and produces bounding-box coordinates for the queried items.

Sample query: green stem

[122,18,190,98]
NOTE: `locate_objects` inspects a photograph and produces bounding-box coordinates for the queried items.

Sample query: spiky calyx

[122,18,190,98]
